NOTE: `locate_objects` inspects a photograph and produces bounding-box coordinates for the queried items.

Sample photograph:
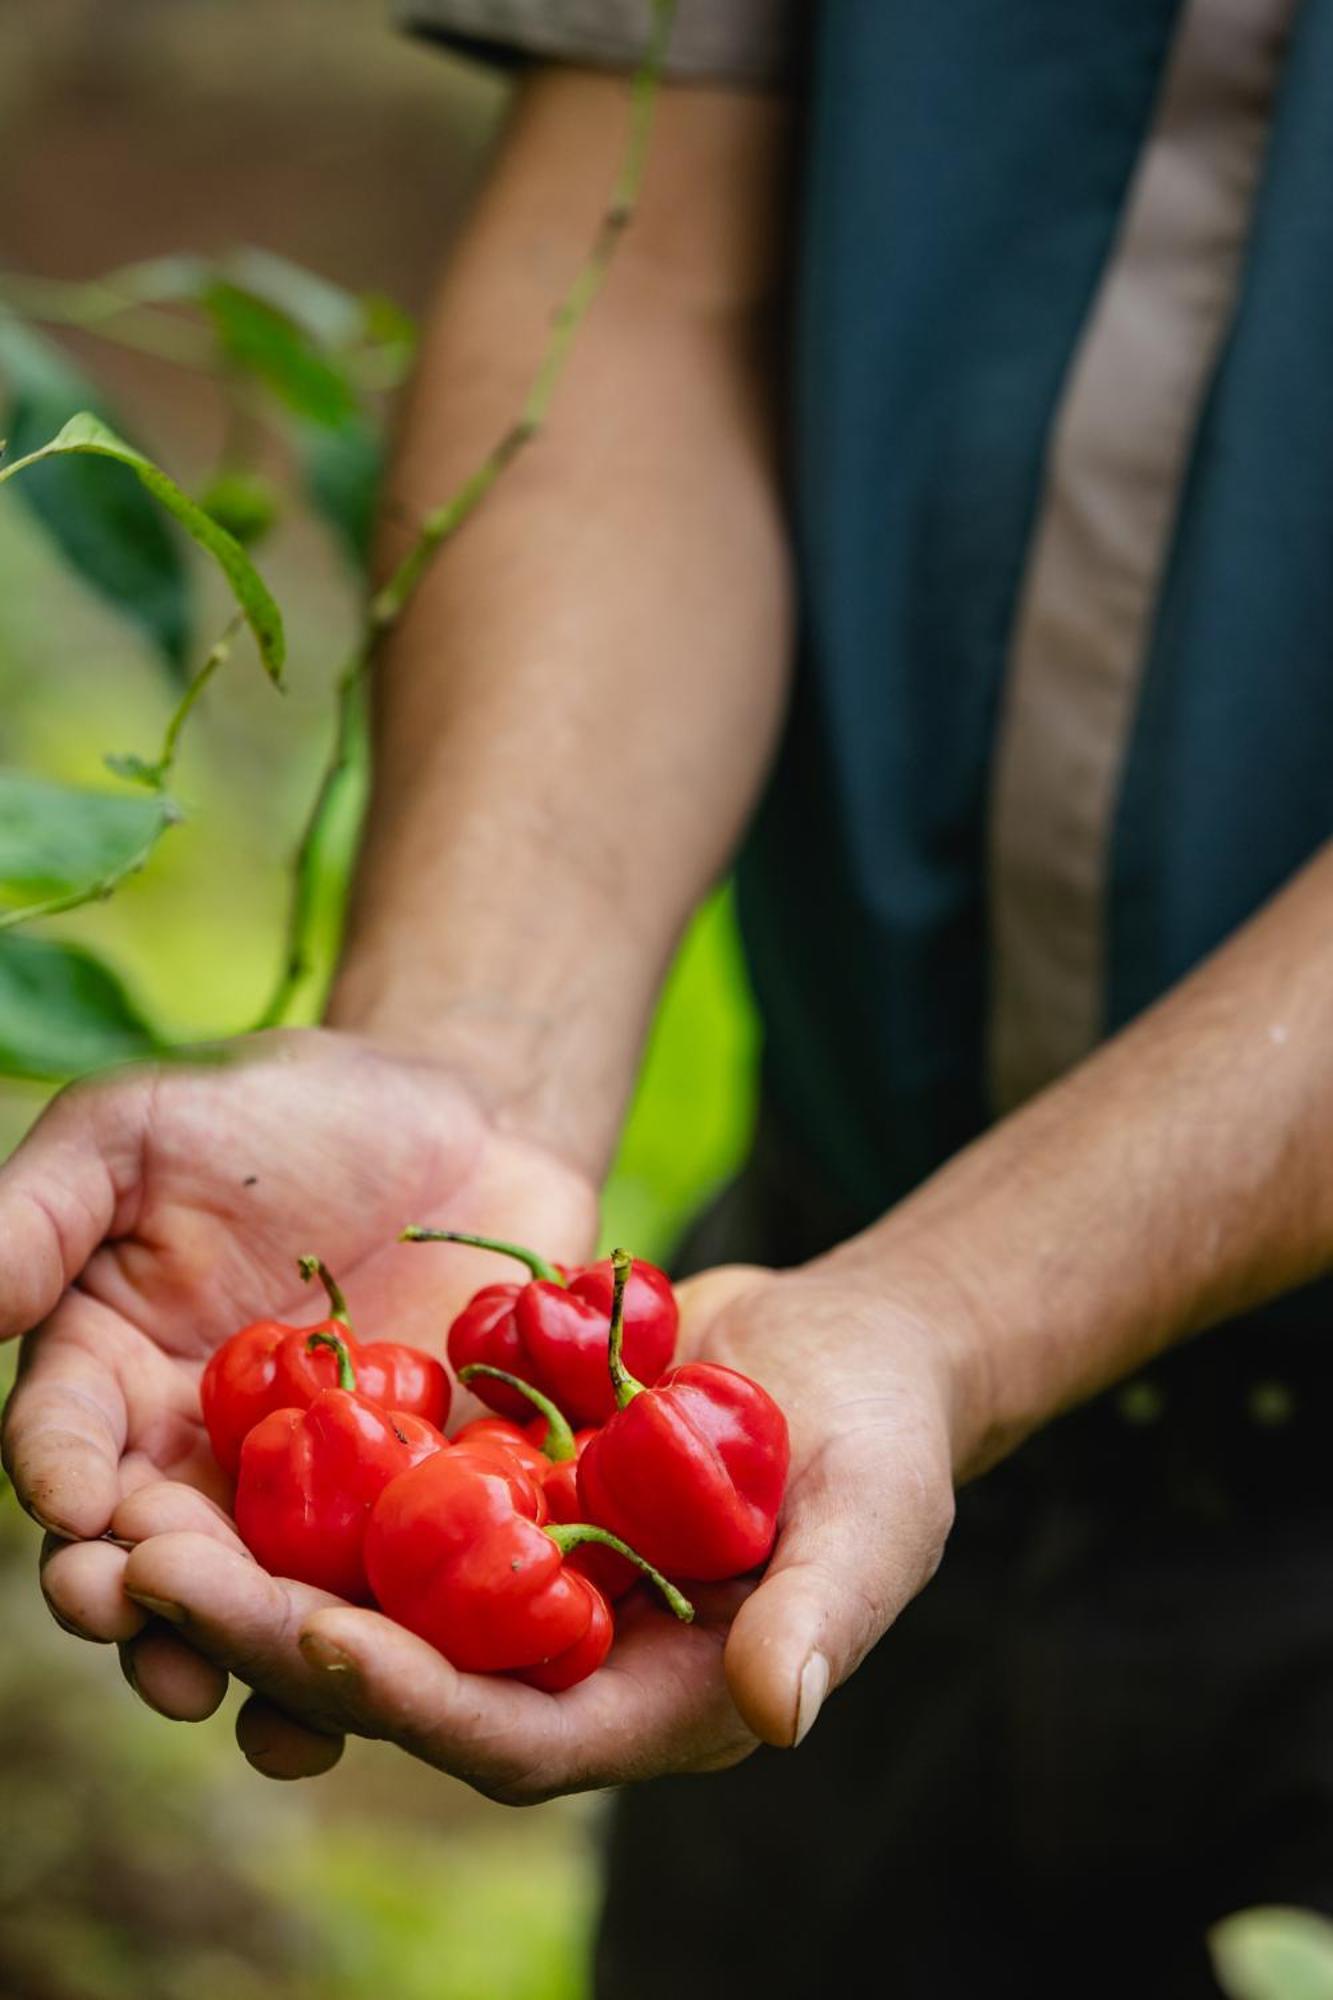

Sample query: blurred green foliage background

[0,4,756,1994]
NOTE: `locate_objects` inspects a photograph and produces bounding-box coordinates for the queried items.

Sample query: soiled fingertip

[236,1695,345,1781]
[41,1535,146,1644]
[123,1627,228,1721]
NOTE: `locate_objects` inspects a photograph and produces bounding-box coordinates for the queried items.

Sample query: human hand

[2,1027,596,1768]
[88,1250,969,1798]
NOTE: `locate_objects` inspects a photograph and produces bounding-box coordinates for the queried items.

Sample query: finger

[300,1589,754,1802]
[235,1695,345,1781]
[41,1533,146,1643]
[122,1626,229,1721]
[722,1433,955,1749]
[112,1479,245,1554]
[121,1531,352,1735]
[0,1075,143,1340]
[3,1306,128,1538]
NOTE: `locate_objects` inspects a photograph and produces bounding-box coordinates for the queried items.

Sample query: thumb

[722,1428,955,1749]
[0,1075,144,1338]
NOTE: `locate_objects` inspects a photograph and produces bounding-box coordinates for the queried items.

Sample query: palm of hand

[11,1051,958,1801]
[2,1029,596,1540]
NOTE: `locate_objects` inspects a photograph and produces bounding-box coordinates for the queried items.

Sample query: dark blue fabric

[738,0,1185,1220]
[1111,0,1333,1024]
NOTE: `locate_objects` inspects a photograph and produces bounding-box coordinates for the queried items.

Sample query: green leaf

[0,771,175,903]
[0,932,159,1080]
[0,411,285,684]
[301,416,382,568]
[218,247,366,347]
[0,317,191,676]
[202,280,358,429]
[198,468,281,548]
[1210,1908,1333,2000]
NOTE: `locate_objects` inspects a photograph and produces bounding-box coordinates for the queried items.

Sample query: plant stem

[252,643,366,1028]
[299,1253,353,1330]
[458,1363,577,1460]
[400,1227,564,1287]
[109,611,246,794]
[606,1247,644,1410]
[306,1329,357,1393]
[0,808,180,934]
[256,0,677,1030]
[544,1522,693,1623]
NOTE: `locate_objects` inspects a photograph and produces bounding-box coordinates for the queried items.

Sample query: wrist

[325,927,653,1186]
[812,1227,1013,1484]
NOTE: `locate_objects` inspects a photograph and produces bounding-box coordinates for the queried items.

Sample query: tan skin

[8,68,1333,1793]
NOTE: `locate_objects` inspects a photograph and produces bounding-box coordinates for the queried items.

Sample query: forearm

[826,841,1333,1474]
[328,72,793,1176]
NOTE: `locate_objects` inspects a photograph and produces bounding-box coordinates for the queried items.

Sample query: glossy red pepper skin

[199,1318,292,1478]
[440,1251,677,1428]
[520,1574,613,1691]
[235,1391,445,1602]
[270,1331,448,1428]
[450,1415,552,1482]
[365,1449,614,1685]
[578,1363,790,1583]
[201,1286,449,1478]
[457,1412,638,1601]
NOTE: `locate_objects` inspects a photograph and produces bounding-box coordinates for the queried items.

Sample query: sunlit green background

[0,5,756,1994]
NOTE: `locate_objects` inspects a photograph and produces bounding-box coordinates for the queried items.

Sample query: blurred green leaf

[203,280,358,429]
[302,415,382,567]
[0,771,175,902]
[220,246,367,346]
[1211,1908,1333,2000]
[0,412,286,683]
[0,933,159,1079]
[198,468,281,549]
[0,316,191,676]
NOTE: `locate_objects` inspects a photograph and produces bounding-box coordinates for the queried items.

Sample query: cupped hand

[1,1027,597,1766]
[70,1246,969,1798]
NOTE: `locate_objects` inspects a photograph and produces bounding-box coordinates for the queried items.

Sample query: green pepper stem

[306,1329,356,1394]
[298,1254,353,1330]
[458,1364,577,1463]
[544,1523,694,1624]
[606,1248,645,1410]
[398,1227,565,1287]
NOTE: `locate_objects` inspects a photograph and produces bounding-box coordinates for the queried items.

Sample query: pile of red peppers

[199,1233,790,1691]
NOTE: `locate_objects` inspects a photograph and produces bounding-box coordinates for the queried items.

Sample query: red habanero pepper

[458,1363,637,1600]
[201,1256,449,1477]
[234,1331,445,1602]
[364,1444,692,1689]
[577,1250,790,1583]
[400,1228,676,1428]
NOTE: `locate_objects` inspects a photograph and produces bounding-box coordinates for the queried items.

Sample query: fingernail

[793,1651,829,1747]
[126,1591,186,1625]
[300,1629,355,1674]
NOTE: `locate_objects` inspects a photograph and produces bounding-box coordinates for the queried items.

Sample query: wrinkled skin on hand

[1,1028,597,1770]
